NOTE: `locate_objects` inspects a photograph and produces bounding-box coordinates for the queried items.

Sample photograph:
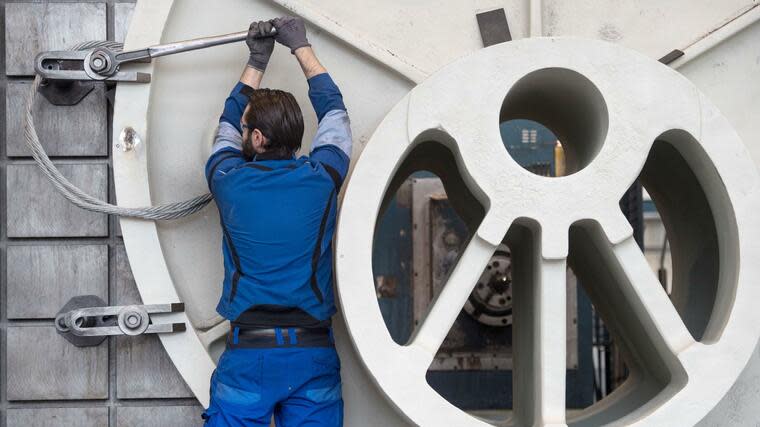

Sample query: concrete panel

[115,246,193,399]
[6,163,108,237]
[6,245,108,319]
[4,2,107,75]
[6,407,109,427]
[116,406,203,427]
[679,20,760,184]
[6,326,108,400]
[114,3,137,44]
[542,0,754,59]
[6,81,107,157]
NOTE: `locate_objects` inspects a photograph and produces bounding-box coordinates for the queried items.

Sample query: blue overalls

[202,73,352,427]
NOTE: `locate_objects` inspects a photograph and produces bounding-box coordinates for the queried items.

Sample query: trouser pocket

[206,351,271,426]
[307,347,342,403]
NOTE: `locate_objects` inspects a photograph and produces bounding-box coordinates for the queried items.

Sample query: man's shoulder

[206,148,244,179]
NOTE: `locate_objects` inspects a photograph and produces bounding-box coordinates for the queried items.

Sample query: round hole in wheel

[499,68,608,177]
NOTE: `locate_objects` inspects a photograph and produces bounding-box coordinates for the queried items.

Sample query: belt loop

[288,327,298,345]
[233,326,240,345]
[275,327,285,346]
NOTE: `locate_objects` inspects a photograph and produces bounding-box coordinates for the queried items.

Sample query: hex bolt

[89,51,111,74]
[117,306,150,336]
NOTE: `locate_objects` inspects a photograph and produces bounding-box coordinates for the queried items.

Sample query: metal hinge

[55,295,185,347]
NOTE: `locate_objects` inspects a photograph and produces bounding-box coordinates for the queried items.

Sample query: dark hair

[242,89,304,160]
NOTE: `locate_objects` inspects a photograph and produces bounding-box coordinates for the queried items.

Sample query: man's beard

[242,134,255,161]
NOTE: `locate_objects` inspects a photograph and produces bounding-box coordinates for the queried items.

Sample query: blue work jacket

[205,73,351,325]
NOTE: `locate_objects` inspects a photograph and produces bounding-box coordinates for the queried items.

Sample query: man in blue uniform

[202,16,351,426]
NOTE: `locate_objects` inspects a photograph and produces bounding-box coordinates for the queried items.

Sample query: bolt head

[89,51,111,73]
[126,313,140,327]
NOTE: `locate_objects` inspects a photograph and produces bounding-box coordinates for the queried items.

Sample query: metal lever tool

[35,27,277,83]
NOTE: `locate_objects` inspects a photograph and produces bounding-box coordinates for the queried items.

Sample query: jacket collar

[253,151,296,161]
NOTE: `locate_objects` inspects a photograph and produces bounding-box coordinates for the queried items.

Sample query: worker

[202,16,351,427]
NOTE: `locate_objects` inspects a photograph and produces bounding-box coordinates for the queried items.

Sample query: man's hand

[246,20,275,71]
[272,16,311,54]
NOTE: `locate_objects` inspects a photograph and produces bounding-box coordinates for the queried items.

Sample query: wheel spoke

[511,228,568,426]
[608,234,696,356]
[409,218,503,370]
[570,216,695,389]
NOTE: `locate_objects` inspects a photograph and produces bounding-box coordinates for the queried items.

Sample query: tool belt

[227,325,333,349]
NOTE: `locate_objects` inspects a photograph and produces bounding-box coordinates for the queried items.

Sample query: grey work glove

[272,16,311,54]
[246,20,275,71]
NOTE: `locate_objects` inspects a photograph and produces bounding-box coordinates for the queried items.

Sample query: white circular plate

[112,1,760,426]
[335,37,760,426]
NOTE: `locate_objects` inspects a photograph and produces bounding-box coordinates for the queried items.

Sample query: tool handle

[115,26,277,65]
[149,26,276,58]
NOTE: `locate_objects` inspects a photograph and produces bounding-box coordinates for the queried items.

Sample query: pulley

[465,246,513,327]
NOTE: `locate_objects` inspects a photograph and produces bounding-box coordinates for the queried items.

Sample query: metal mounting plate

[55,295,111,347]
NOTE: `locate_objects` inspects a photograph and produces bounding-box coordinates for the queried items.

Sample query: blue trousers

[202,345,343,426]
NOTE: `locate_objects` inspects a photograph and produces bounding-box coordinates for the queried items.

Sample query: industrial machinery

[27,0,760,425]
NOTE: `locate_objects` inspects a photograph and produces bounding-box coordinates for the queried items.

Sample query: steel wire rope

[24,41,213,220]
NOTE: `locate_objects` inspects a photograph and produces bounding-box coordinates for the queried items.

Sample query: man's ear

[252,129,267,151]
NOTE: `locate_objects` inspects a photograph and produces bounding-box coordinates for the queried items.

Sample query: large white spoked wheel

[335,37,760,426]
